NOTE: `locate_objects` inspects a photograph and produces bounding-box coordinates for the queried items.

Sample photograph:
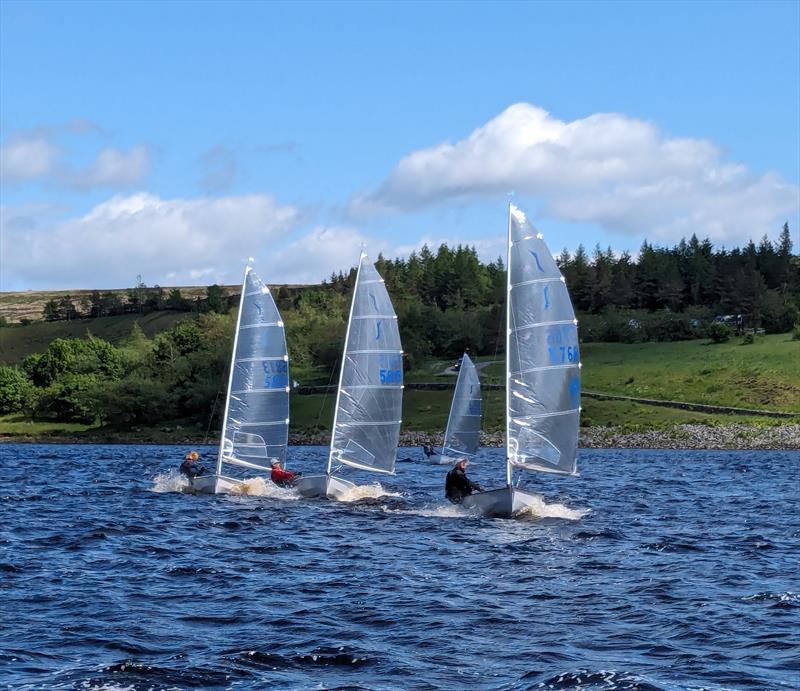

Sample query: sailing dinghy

[295,252,403,500]
[430,352,482,464]
[462,204,581,517]
[190,263,290,494]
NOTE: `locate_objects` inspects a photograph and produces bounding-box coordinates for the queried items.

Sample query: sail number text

[547,345,579,365]
[379,368,402,384]
[263,360,289,389]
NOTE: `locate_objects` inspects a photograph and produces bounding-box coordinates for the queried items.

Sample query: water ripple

[0,444,797,689]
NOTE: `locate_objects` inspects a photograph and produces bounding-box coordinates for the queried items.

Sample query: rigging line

[204,381,225,445]
[315,356,339,429]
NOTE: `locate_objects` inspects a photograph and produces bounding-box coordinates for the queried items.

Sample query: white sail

[506,204,580,477]
[440,353,482,464]
[217,266,289,475]
[328,253,403,475]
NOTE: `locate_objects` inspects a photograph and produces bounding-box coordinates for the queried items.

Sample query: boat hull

[294,474,355,500]
[188,474,242,495]
[462,486,543,518]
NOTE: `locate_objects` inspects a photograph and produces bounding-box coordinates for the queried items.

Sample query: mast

[505,204,513,488]
[217,261,252,476]
[327,250,365,475]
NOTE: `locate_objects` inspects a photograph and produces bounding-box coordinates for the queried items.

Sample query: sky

[1,0,799,291]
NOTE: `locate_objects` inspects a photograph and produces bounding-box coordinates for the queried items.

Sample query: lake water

[1,445,798,690]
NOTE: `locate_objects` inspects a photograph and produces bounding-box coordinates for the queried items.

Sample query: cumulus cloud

[351,103,799,245]
[270,225,385,284]
[2,192,300,289]
[0,124,151,190]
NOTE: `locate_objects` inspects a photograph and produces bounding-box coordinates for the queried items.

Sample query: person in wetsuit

[179,451,207,479]
[422,444,435,459]
[270,460,301,487]
[445,458,482,504]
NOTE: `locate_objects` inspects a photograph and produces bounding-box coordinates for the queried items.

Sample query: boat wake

[150,471,190,493]
[228,476,299,499]
[384,503,468,519]
[337,482,402,502]
[515,496,589,521]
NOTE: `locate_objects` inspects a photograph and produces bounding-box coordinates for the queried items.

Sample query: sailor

[179,451,207,479]
[422,444,435,458]
[445,458,482,504]
[270,459,301,487]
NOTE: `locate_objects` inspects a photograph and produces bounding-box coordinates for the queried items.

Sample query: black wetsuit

[179,460,206,479]
[422,445,435,458]
[445,466,481,504]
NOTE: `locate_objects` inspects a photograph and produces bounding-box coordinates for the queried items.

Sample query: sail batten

[506,204,581,477]
[217,266,290,475]
[327,254,403,475]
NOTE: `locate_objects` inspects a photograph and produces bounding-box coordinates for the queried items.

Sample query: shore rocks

[3,424,799,450]
[289,425,800,450]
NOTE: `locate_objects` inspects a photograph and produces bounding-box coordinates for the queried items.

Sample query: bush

[0,366,35,413]
[741,332,755,345]
[707,322,731,343]
[793,323,800,341]
[37,374,100,423]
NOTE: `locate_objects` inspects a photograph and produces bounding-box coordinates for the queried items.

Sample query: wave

[384,503,469,519]
[337,482,402,502]
[150,471,190,493]
[514,495,589,521]
[228,476,299,499]
[531,669,664,690]
[742,591,799,608]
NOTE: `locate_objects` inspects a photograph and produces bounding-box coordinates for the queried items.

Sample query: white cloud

[270,225,384,284]
[64,145,151,189]
[0,125,151,190]
[0,133,60,181]
[2,192,300,289]
[352,103,799,245]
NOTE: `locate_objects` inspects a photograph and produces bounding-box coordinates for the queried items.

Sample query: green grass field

[582,335,800,412]
[481,334,800,412]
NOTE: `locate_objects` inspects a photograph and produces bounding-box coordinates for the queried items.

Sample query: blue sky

[1,0,798,290]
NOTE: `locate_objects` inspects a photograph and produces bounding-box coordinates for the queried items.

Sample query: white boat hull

[461,486,543,518]
[294,474,356,500]
[188,474,243,495]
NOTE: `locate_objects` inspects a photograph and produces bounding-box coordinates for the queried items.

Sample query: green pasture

[481,334,799,412]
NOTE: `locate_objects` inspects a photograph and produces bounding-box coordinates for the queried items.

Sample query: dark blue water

[1,445,798,690]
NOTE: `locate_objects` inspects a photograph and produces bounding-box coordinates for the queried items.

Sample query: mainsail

[506,204,580,478]
[440,353,482,463]
[328,253,403,475]
[217,265,290,475]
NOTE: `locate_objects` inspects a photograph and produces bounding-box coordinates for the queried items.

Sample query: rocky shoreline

[2,424,799,450]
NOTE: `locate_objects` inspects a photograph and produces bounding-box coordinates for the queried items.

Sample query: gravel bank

[3,424,799,450]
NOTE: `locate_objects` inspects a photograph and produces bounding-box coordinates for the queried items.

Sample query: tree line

[0,227,797,428]
[38,281,234,323]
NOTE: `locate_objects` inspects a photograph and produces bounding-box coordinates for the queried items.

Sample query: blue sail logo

[529,250,544,272]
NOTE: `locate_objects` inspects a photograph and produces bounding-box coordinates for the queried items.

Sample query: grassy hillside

[0,312,192,364]
[0,286,228,324]
[480,334,800,412]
